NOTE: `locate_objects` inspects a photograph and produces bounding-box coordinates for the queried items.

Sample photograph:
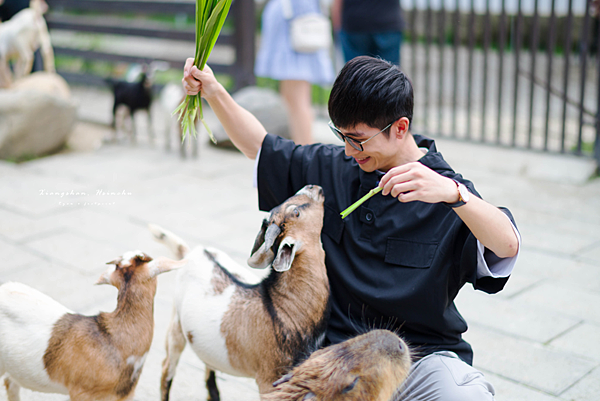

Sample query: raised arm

[182,58,267,159]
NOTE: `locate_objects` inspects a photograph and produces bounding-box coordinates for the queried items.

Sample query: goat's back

[0,9,39,55]
[113,80,152,112]
[172,246,261,377]
[0,282,71,394]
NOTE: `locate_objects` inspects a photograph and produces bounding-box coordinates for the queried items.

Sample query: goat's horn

[248,224,281,269]
[264,224,281,249]
[250,219,269,256]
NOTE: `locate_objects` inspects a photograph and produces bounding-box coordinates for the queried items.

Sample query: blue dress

[254,0,335,86]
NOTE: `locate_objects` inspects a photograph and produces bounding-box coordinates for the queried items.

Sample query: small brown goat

[264,330,412,401]
[0,251,185,401]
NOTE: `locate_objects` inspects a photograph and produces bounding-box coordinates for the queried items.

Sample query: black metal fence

[400,0,600,165]
[45,0,256,91]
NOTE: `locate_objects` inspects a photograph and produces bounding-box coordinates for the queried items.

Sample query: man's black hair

[328,56,414,133]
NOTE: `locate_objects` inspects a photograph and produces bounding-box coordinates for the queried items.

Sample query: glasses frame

[328,121,394,151]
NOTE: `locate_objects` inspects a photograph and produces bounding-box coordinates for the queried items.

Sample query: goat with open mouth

[151,185,330,400]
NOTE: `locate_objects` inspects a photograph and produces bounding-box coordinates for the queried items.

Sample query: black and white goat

[106,61,168,144]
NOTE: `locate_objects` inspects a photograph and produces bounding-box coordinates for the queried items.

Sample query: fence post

[596,36,600,168]
[233,0,256,91]
[596,2,600,168]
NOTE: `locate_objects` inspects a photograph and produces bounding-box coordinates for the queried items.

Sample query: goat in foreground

[0,251,185,401]
[265,330,412,401]
[151,184,329,400]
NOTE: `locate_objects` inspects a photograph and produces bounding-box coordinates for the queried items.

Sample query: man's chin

[357,164,376,173]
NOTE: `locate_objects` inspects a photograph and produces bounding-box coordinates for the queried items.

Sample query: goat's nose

[300,185,324,201]
[315,185,323,197]
[377,332,407,356]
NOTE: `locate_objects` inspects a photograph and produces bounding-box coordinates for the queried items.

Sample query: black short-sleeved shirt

[341,0,404,33]
[257,134,513,365]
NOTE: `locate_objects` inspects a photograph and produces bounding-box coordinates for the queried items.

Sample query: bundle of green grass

[173,0,233,143]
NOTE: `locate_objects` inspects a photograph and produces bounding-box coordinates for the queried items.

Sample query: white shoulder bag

[281,0,332,53]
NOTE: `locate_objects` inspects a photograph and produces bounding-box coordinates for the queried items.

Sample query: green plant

[173,0,233,143]
[340,187,382,219]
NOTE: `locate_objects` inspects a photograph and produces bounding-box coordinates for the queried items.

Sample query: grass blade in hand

[340,187,382,219]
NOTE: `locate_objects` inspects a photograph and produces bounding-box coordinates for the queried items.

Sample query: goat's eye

[341,377,359,394]
[293,208,300,217]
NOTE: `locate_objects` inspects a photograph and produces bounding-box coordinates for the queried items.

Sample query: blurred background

[18,0,600,164]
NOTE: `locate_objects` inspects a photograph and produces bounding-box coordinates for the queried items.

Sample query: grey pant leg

[394,351,495,401]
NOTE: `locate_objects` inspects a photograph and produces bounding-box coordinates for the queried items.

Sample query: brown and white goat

[0,251,185,401]
[265,330,412,401]
[151,184,330,400]
[0,0,54,88]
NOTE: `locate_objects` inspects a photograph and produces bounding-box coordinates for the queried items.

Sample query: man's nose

[344,140,359,156]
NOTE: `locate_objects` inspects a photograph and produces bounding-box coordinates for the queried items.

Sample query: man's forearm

[205,85,267,159]
[453,196,519,259]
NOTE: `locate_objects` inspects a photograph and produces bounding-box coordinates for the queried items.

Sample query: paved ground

[1,85,600,401]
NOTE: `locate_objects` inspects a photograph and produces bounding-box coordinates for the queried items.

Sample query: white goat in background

[0,0,55,88]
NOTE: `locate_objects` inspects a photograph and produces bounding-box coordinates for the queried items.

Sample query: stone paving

[1,86,600,401]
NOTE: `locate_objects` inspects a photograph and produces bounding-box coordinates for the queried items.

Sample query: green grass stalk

[173,0,232,144]
[340,186,382,219]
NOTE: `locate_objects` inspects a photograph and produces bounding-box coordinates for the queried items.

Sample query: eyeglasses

[328,121,394,151]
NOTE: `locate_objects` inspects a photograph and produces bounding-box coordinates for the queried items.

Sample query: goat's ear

[248,223,281,269]
[147,257,187,278]
[106,257,122,266]
[96,273,111,285]
[272,238,297,272]
[96,264,116,285]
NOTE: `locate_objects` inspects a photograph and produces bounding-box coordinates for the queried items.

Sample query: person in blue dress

[255,0,335,144]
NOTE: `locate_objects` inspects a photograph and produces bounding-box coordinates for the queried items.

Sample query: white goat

[151,184,330,400]
[0,251,185,401]
[0,0,55,88]
[158,82,199,158]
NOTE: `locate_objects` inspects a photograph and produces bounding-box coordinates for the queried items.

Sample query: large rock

[0,72,77,160]
[210,86,289,148]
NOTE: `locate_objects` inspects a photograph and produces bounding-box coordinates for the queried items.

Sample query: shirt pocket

[385,238,438,269]
[322,203,344,244]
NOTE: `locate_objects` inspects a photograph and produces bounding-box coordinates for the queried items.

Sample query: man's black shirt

[257,134,514,365]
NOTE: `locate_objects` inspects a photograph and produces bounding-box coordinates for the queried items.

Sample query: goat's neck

[269,247,328,323]
[101,282,156,348]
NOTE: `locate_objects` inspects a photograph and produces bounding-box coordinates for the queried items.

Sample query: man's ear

[395,117,410,139]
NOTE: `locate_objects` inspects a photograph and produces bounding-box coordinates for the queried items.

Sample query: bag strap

[281,0,294,20]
